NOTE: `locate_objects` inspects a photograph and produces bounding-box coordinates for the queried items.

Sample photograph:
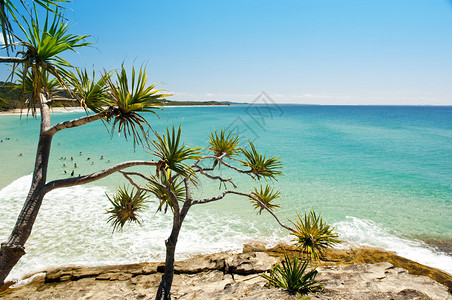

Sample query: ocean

[0,105,451,282]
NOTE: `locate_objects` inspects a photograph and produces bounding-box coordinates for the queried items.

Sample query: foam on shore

[1,175,451,284]
[335,216,452,274]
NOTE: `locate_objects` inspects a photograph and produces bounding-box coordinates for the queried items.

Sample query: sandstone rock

[1,246,451,300]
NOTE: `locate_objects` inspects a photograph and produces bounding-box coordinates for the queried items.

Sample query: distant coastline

[0,103,230,115]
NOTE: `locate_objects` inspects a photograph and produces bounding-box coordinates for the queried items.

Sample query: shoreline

[1,243,451,299]
[0,104,231,115]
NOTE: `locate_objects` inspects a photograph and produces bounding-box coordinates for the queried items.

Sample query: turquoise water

[0,105,451,281]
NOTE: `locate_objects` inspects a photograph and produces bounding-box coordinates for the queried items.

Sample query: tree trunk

[155,234,178,300]
[0,103,53,288]
[155,197,194,300]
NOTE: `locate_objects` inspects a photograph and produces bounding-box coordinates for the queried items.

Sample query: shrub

[261,253,322,295]
[290,211,340,260]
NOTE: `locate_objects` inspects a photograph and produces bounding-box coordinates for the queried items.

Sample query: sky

[1,0,452,105]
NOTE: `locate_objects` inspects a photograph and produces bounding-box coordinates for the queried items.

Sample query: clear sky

[2,0,452,105]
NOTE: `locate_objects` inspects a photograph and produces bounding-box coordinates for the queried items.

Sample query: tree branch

[47,108,111,135]
[219,159,253,176]
[192,190,239,205]
[119,170,181,217]
[0,56,27,63]
[46,98,79,105]
[192,153,253,179]
[119,171,161,199]
[192,190,294,232]
[43,160,158,193]
[193,166,237,188]
[250,192,295,233]
[119,171,167,191]
[180,178,192,222]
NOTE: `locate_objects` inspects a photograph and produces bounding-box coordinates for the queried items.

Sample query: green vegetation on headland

[159,99,230,106]
[0,82,22,110]
[0,82,229,111]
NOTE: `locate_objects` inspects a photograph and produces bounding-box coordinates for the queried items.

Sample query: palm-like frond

[241,141,282,180]
[16,68,59,100]
[69,68,111,113]
[147,173,186,213]
[105,186,149,232]
[105,65,171,147]
[249,185,280,214]
[208,129,240,158]
[13,7,91,115]
[0,0,17,51]
[151,125,201,180]
[290,211,341,260]
[261,253,322,295]
[18,7,90,66]
[0,0,67,51]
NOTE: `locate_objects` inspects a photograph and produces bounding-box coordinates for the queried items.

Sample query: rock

[1,246,451,299]
[95,272,133,281]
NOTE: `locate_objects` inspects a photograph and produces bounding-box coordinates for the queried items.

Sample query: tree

[0,8,170,287]
[106,127,290,299]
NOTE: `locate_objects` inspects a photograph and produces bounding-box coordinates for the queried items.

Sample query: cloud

[0,33,13,47]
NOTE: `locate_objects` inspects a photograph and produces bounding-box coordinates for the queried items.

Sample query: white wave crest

[0,176,287,283]
[335,216,452,274]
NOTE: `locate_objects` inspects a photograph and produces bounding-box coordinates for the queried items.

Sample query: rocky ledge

[1,243,451,299]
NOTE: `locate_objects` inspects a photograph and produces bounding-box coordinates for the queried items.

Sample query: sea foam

[335,216,452,274]
[0,175,286,283]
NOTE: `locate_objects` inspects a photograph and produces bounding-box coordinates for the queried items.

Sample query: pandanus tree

[106,127,292,300]
[0,9,170,287]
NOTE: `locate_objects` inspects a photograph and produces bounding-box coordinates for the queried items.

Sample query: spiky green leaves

[1,0,68,51]
[106,187,148,232]
[18,7,90,66]
[290,211,340,260]
[147,174,186,213]
[69,68,111,113]
[107,65,170,114]
[241,142,282,180]
[261,253,322,295]
[105,65,171,147]
[14,7,91,114]
[250,185,280,214]
[208,130,240,158]
[151,125,201,180]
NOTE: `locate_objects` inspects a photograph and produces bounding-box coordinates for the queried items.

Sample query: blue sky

[2,0,452,105]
